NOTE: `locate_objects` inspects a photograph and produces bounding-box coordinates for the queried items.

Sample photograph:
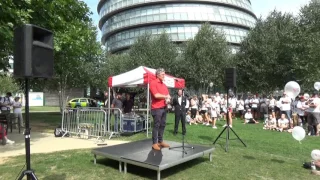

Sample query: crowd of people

[0,92,23,145]
[179,91,320,136]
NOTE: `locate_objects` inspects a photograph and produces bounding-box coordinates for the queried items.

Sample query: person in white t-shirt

[277,114,289,132]
[237,97,245,119]
[244,109,259,124]
[269,96,277,118]
[209,97,219,129]
[12,97,23,128]
[264,114,277,130]
[306,95,320,135]
[190,95,199,120]
[279,93,292,128]
[215,92,221,104]
[250,95,259,119]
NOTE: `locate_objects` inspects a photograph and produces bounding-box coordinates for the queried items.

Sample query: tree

[235,11,300,93]
[0,0,31,71]
[294,0,320,90]
[128,32,179,73]
[183,23,231,92]
[0,75,20,94]
[25,0,102,111]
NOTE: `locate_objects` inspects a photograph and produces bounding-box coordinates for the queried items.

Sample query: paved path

[0,129,128,158]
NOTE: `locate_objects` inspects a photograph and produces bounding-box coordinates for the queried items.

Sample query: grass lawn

[0,113,319,180]
[22,106,60,112]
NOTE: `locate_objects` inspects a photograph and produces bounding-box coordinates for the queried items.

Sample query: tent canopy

[108,66,185,88]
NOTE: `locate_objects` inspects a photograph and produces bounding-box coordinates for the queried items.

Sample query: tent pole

[146,83,150,138]
[108,87,111,132]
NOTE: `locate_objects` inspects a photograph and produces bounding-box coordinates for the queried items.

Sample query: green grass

[22,106,60,112]
[1,113,319,180]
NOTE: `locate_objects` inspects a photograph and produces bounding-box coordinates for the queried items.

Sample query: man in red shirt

[149,68,171,150]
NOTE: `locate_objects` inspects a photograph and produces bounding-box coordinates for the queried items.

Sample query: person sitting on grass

[277,113,289,132]
[194,111,203,124]
[264,114,277,130]
[0,124,15,144]
[244,109,259,124]
[186,111,197,125]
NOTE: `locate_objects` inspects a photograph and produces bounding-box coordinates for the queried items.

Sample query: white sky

[83,0,311,40]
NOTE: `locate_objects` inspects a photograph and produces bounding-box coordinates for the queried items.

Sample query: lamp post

[208,82,213,94]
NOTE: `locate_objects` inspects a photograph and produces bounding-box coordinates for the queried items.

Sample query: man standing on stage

[173,89,189,136]
[149,68,171,150]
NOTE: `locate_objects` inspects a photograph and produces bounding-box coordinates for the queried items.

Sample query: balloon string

[299,141,302,144]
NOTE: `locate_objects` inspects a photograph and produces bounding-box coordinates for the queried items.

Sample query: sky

[82,0,311,41]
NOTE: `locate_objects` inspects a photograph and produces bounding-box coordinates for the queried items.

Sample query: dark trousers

[191,108,197,119]
[174,110,186,135]
[151,108,167,144]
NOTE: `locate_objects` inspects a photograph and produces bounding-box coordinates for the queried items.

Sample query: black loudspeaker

[225,68,236,88]
[13,24,54,78]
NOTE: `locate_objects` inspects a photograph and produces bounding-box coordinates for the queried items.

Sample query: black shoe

[182,132,186,136]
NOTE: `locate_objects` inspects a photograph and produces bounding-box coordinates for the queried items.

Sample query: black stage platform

[91,139,214,180]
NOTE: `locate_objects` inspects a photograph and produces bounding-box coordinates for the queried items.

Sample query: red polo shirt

[149,78,169,109]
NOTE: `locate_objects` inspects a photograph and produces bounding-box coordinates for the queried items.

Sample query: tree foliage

[0,0,31,71]
[128,33,178,73]
[183,23,231,91]
[236,11,300,93]
[295,0,320,90]
[236,1,320,93]
[0,75,20,94]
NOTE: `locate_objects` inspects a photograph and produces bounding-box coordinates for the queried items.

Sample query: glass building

[97,0,257,53]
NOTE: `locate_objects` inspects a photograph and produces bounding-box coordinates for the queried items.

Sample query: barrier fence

[61,107,149,141]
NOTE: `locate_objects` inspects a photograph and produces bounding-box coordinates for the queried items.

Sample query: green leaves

[236,1,320,93]
[184,23,231,91]
[128,32,178,72]
[0,75,20,94]
[236,11,300,93]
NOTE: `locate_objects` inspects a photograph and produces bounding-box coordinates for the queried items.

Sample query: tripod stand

[18,78,38,180]
[169,134,194,154]
[213,88,246,152]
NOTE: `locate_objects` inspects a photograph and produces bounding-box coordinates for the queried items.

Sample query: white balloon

[311,150,320,161]
[284,81,301,99]
[304,93,310,99]
[314,82,320,91]
[292,126,306,141]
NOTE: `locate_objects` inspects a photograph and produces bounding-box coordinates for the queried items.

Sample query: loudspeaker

[225,68,236,88]
[13,24,54,78]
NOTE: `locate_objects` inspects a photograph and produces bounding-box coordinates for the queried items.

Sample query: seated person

[186,111,197,125]
[0,125,15,144]
[313,160,320,175]
[194,111,203,123]
[244,109,259,124]
[303,150,320,176]
[277,113,289,132]
[264,114,277,130]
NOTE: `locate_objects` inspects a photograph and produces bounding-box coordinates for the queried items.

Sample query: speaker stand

[169,134,194,154]
[18,78,38,180]
[213,87,246,152]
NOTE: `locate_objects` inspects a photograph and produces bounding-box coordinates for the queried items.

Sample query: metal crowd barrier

[61,107,123,141]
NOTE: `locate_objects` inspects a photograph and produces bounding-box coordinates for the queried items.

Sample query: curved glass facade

[99,0,253,18]
[106,24,247,52]
[98,0,256,53]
